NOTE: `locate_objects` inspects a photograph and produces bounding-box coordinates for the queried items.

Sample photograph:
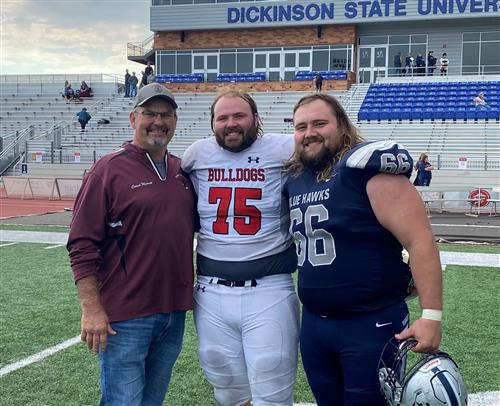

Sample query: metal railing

[366,65,500,82]
[127,35,154,58]
[0,126,34,174]
[0,73,123,84]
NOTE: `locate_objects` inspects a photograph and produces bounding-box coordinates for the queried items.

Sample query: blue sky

[1,0,151,76]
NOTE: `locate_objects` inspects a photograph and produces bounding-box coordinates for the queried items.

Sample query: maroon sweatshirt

[67,142,196,322]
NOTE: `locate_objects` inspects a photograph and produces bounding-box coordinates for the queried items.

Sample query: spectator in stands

[145,61,154,81]
[393,52,402,76]
[76,107,92,132]
[314,73,324,92]
[427,51,437,75]
[79,81,92,98]
[67,83,196,406]
[147,72,156,84]
[414,153,433,186]
[124,69,131,97]
[440,53,449,76]
[404,53,414,76]
[416,53,426,76]
[129,72,139,98]
[64,81,75,102]
[473,92,490,109]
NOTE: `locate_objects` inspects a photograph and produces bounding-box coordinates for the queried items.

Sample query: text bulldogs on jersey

[208,168,266,182]
[289,188,330,207]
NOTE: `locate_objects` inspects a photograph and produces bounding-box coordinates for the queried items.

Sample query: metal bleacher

[1,76,499,182]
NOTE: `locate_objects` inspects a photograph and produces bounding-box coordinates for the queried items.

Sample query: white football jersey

[182,133,294,261]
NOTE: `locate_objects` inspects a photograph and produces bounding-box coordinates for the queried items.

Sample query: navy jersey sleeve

[344,141,413,179]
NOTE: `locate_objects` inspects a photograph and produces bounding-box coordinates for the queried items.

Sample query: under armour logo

[196,284,206,293]
[248,156,260,163]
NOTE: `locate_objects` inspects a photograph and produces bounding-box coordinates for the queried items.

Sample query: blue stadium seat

[410,108,424,121]
[432,108,446,121]
[487,108,500,120]
[455,108,467,121]
[358,110,369,121]
[476,108,489,120]
[379,108,391,120]
[400,108,411,120]
[444,108,456,120]
[465,108,477,120]
[367,109,380,121]
[422,108,433,120]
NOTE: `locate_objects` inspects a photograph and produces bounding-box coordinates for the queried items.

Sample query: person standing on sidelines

[284,94,442,405]
[124,69,131,97]
[181,91,299,406]
[67,83,197,406]
[414,152,433,186]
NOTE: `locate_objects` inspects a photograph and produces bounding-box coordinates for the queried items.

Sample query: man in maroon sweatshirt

[67,83,196,406]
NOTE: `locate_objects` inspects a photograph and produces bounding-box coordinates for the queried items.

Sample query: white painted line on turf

[44,244,65,250]
[432,223,500,229]
[0,335,80,378]
[0,230,68,244]
[440,251,500,267]
[0,242,18,248]
[293,392,500,406]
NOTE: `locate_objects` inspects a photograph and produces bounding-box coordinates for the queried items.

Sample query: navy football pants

[300,302,409,406]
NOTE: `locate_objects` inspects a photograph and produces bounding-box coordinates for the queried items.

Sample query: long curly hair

[284,93,364,181]
[210,91,263,137]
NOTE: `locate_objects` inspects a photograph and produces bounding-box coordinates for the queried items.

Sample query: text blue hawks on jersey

[284,140,414,316]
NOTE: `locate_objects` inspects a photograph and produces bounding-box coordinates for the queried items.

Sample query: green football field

[0,234,498,405]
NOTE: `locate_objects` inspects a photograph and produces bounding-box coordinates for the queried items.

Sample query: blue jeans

[99,311,186,406]
[130,85,137,98]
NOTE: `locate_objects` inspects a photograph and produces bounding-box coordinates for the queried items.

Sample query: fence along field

[0,240,498,405]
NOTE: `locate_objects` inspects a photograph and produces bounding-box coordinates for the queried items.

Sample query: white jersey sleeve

[182,133,294,261]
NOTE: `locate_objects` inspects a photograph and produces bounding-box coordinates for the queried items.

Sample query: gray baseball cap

[134,83,178,109]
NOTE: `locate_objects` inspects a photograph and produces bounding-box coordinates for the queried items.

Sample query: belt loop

[251,279,257,287]
[209,278,214,284]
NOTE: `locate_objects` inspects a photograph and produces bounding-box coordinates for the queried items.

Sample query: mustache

[303,135,323,146]
[147,125,169,132]
[224,125,244,135]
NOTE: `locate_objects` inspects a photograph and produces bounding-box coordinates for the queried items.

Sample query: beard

[298,142,335,173]
[215,124,258,153]
[146,125,171,148]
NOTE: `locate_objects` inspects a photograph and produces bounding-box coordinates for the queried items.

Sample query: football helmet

[378,338,468,406]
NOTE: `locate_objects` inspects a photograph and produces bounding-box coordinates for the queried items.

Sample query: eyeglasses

[136,110,175,120]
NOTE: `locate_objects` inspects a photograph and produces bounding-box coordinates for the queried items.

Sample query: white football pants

[194,274,300,406]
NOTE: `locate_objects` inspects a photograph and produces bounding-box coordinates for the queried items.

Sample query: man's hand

[81,308,116,354]
[76,276,116,354]
[395,318,441,353]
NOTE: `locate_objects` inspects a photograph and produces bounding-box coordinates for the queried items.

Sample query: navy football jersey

[284,141,413,315]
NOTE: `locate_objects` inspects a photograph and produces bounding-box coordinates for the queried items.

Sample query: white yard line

[294,393,500,406]
[432,223,500,229]
[0,230,68,245]
[44,244,65,250]
[0,242,18,248]
[0,336,80,377]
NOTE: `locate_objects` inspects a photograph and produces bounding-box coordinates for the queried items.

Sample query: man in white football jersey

[181,91,299,406]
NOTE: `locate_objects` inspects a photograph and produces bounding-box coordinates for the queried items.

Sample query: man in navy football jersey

[284,94,442,405]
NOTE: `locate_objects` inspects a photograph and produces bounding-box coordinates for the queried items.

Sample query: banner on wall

[74,152,81,163]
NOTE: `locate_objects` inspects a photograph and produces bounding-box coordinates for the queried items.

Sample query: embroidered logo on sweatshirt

[130,181,153,190]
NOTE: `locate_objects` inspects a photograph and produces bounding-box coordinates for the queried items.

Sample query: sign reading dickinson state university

[228,1,499,24]
[151,0,499,31]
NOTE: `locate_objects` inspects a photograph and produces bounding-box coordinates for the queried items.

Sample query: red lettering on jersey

[208,168,266,182]
[257,168,265,181]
